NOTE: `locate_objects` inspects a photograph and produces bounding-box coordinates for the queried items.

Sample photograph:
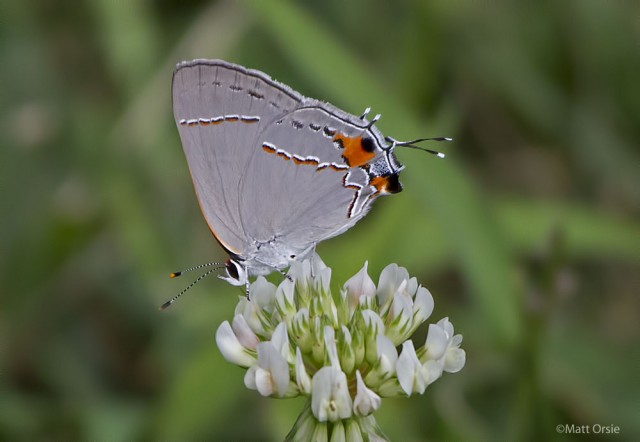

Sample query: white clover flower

[215,320,255,367]
[231,314,259,350]
[295,347,311,394]
[215,255,466,440]
[375,263,436,345]
[343,261,376,312]
[353,370,381,416]
[364,334,397,389]
[311,366,353,422]
[244,341,290,397]
[396,340,428,395]
[420,317,467,380]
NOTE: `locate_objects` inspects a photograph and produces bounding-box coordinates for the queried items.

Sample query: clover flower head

[215,255,465,440]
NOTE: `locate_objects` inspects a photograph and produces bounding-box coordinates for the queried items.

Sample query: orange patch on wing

[262,144,276,153]
[370,176,390,194]
[335,134,375,167]
[292,156,318,166]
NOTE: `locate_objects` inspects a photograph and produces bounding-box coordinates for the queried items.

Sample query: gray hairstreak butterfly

[164,59,447,307]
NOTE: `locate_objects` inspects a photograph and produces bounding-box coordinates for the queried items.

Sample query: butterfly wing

[238,101,399,265]
[172,59,303,257]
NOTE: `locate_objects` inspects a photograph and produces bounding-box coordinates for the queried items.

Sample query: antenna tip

[444,137,453,141]
[159,300,173,311]
[437,152,446,158]
[170,271,181,278]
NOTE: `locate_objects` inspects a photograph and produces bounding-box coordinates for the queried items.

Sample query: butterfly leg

[307,243,319,278]
[276,268,293,282]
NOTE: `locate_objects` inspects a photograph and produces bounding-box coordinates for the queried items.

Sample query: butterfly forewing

[172,60,302,256]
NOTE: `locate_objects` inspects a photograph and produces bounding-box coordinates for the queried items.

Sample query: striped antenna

[169,261,223,278]
[161,263,223,310]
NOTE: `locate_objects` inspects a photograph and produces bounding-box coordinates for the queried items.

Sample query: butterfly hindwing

[238,104,389,261]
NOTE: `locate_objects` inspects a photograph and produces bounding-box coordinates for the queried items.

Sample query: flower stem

[285,399,389,442]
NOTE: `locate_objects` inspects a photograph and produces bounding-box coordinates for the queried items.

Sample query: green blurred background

[2,0,639,440]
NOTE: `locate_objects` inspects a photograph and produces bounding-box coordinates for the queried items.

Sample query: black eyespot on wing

[386,174,403,194]
[361,137,375,152]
